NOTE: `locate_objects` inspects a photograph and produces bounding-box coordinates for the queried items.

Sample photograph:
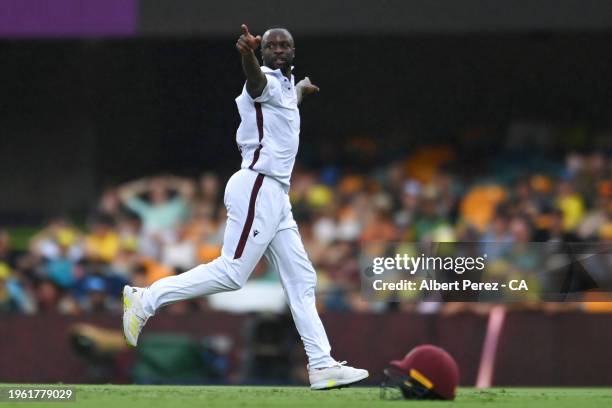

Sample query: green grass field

[1,386,612,408]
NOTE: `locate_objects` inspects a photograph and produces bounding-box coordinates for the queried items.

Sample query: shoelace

[309,361,348,371]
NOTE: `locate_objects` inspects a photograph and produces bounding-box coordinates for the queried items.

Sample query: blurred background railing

[2,311,612,386]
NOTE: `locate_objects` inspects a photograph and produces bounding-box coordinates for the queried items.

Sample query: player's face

[261,31,295,71]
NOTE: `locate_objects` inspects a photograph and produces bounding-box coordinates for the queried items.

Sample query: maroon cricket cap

[390,344,460,400]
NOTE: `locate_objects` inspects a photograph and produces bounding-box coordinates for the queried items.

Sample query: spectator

[4,136,612,314]
[118,176,194,258]
[119,176,194,233]
[0,266,15,312]
[0,229,17,268]
[556,179,585,232]
[85,214,120,263]
[29,218,83,262]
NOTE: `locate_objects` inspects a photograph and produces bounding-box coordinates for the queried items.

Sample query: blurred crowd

[1,142,612,314]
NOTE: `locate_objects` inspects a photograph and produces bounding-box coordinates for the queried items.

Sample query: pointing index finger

[241,24,250,37]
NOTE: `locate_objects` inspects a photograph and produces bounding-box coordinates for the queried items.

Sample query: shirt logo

[253,230,259,237]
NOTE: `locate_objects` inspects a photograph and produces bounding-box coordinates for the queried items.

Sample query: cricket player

[123,24,369,390]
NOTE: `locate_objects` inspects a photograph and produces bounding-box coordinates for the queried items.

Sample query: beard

[264,55,293,71]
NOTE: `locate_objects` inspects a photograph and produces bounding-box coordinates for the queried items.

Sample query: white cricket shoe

[122,285,148,347]
[309,361,369,390]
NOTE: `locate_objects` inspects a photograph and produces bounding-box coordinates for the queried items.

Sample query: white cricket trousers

[141,168,336,369]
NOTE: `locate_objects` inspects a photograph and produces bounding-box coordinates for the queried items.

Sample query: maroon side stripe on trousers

[233,173,265,260]
[249,102,264,169]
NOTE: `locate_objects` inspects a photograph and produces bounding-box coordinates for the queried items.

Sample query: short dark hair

[261,28,294,46]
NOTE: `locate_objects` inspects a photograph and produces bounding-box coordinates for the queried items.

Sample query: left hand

[296,77,319,105]
[296,76,320,95]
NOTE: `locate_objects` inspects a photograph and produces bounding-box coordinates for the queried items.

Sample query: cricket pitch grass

[1,385,612,407]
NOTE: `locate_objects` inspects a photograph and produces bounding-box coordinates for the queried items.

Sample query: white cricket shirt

[235,65,300,189]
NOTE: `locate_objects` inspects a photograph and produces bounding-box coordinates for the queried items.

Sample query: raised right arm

[235,24,267,99]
